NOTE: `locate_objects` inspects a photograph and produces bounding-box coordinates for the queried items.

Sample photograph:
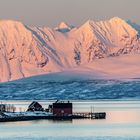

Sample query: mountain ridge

[0,17,140,82]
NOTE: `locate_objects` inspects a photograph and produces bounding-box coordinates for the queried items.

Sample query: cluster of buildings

[0,101,106,121]
[27,100,73,117]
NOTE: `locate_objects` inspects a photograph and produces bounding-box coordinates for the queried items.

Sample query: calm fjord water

[0,101,140,140]
[0,79,140,140]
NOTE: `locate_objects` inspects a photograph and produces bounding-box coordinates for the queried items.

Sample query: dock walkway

[73,112,106,119]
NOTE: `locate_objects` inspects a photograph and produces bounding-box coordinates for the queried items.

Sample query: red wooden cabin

[52,101,72,116]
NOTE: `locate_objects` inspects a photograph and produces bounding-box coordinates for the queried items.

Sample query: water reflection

[0,101,140,139]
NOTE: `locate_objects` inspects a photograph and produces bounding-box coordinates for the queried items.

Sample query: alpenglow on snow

[0,17,140,82]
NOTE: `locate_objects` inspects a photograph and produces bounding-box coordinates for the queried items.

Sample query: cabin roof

[28,101,42,108]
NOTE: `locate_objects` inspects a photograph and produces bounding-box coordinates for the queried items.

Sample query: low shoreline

[0,112,106,122]
[0,115,90,122]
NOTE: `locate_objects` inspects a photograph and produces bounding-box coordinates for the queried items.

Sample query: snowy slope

[0,20,63,82]
[0,17,140,82]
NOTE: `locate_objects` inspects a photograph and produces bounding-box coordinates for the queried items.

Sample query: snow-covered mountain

[0,17,140,82]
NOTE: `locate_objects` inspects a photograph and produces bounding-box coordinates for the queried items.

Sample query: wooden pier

[73,112,106,119]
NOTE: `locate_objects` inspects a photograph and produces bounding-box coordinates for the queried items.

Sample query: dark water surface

[0,79,140,100]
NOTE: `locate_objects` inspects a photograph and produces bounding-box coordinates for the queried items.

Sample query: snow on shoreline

[2,111,53,117]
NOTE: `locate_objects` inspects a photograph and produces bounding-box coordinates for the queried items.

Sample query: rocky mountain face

[0,17,140,82]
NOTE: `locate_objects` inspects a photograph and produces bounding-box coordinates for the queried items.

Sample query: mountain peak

[55,21,73,32]
[83,19,94,26]
[109,17,125,23]
[78,19,94,32]
[110,16,122,20]
[0,19,27,33]
[58,22,70,29]
[80,17,125,28]
[109,17,138,35]
[80,17,126,31]
[0,19,24,27]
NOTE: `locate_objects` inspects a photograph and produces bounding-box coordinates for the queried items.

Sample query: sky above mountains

[0,0,139,27]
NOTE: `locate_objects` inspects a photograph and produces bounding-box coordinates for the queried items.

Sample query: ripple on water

[0,80,140,100]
